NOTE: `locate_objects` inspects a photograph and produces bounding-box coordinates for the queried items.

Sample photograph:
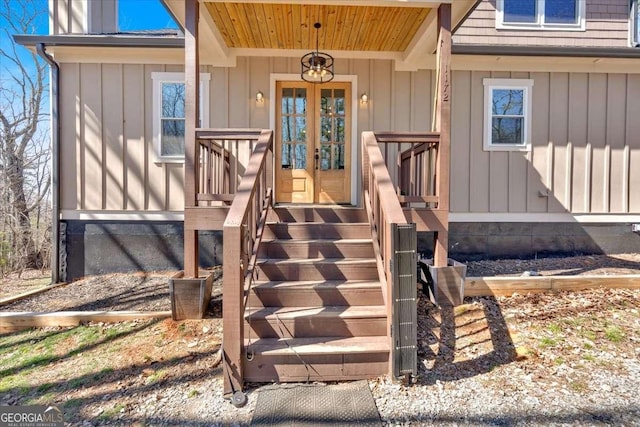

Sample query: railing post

[434,3,451,268]
[184,0,200,278]
[222,222,244,397]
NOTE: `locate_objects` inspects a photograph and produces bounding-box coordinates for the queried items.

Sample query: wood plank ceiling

[204,2,431,52]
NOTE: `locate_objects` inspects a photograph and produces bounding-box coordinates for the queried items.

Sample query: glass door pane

[318,88,346,171]
[280,87,308,170]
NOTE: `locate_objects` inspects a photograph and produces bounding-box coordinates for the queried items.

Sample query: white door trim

[270,73,359,206]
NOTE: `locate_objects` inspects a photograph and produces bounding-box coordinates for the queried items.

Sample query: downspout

[36,43,61,284]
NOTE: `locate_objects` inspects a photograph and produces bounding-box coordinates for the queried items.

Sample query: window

[483,79,533,152]
[496,0,585,30]
[151,72,210,162]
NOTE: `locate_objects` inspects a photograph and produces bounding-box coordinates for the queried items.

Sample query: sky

[0,0,178,138]
[118,0,179,32]
[0,0,177,37]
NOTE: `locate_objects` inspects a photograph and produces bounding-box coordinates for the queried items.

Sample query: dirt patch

[0,270,51,299]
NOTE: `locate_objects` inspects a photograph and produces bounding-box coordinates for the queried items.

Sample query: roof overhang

[163,0,477,70]
[13,33,191,66]
[13,34,184,48]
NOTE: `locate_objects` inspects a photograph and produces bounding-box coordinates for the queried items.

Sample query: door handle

[315,148,319,170]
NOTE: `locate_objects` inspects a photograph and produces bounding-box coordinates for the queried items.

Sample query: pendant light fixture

[301,22,334,84]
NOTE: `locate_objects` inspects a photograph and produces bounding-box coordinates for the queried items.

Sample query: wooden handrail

[222,129,274,397]
[374,131,440,144]
[196,128,262,140]
[362,131,412,375]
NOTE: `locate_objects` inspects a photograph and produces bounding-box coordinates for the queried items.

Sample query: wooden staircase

[243,208,389,383]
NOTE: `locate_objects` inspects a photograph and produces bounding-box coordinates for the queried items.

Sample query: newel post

[433,3,451,268]
[184,0,200,278]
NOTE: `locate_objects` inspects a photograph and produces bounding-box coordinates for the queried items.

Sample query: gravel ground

[1,258,639,426]
[372,288,640,426]
[0,268,223,313]
[2,288,638,426]
[464,253,640,277]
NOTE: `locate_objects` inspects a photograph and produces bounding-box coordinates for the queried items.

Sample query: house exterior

[14,0,640,396]
[15,0,640,282]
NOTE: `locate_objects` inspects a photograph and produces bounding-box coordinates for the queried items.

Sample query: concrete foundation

[62,220,222,281]
[61,220,639,281]
[421,222,640,260]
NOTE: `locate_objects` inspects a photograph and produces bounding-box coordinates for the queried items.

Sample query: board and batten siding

[58,58,435,212]
[453,0,630,48]
[59,57,640,216]
[450,70,640,215]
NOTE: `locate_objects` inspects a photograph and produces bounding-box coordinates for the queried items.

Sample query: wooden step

[263,222,371,240]
[243,336,389,383]
[244,305,386,339]
[256,258,379,281]
[258,238,374,259]
[268,207,368,223]
[247,280,384,307]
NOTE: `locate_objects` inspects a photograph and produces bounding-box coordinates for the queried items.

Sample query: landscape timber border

[1,275,639,333]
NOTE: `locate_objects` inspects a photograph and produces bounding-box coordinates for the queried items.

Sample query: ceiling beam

[401,8,438,65]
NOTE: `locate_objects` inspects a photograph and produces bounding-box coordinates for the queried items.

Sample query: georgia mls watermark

[0,406,64,427]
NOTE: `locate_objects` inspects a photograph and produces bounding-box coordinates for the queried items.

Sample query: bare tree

[0,0,50,273]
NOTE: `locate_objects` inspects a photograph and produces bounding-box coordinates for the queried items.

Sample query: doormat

[250,381,382,426]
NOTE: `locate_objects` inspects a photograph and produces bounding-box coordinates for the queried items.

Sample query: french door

[275,81,351,204]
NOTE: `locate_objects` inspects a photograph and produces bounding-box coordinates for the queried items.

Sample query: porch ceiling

[163,0,477,69]
[204,3,430,51]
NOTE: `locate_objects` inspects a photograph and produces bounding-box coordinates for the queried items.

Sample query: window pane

[281,88,294,114]
[503,0,536,23]
[334,89,345,114]
[281,143,292,169]
[321,116,332,142]
[333,144,345,170]
[161,119,185,155]
[295,144,306,169]
[320,144,331,170]
[162,83,185,118]
[492,117,524,145]
[295,116,307,142]
[281,116,294,142]
[295,88,307,114]
[321,89,332,114]
[335,117,345,143]
[492,89,524,115]
[544,0,577,24]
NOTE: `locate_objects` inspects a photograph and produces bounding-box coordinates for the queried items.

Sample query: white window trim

[151,72,210,163]
[496,0,585,31]
[483,78,533,152]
